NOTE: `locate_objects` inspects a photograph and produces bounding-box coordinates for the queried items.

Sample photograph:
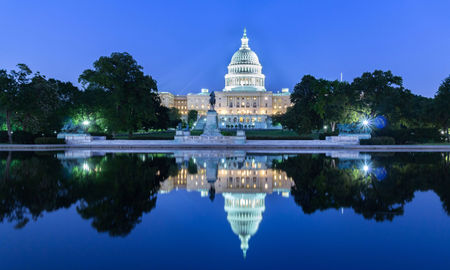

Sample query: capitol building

[160,152,294,257]
[159,29,292,129]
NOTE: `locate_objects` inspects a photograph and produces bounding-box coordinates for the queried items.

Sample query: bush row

[373,128,443,144]
[247,136,314,140]
[0,131,67,144]
[34,137,66,144]
[360,136,396,145]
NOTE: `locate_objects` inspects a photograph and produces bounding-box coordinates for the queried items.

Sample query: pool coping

[0,141,449,152]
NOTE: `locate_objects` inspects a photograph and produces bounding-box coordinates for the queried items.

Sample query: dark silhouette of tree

[74,154,177,236]
[274,152,450,221]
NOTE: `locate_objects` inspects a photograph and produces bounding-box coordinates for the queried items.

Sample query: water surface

[0,150,449,269]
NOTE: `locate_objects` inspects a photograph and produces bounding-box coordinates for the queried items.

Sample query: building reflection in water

[160,151,294,257]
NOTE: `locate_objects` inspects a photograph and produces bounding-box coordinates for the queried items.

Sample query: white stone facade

[158,30,292,129]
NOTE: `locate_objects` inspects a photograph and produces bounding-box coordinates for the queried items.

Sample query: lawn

[221,129,313,140]
[113,129,313,140]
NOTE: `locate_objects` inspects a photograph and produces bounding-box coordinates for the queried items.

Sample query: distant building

[159,29,292,129]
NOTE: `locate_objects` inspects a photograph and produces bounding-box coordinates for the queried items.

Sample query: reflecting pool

[0,150,449,269]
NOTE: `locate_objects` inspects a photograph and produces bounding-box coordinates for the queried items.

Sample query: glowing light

[82,120,90,126]
[362,120,369,126]
[363,165,369,172]
[82,162,90,171]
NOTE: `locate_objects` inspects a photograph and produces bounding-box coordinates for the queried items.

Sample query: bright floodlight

[362,120,369,126]
[363,165,369,172]
[82,120,90,126]
[82,162,90,171]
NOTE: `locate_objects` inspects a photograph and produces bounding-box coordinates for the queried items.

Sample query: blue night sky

[1,0,449,97]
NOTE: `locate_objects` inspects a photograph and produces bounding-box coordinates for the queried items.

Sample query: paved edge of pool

[0,140,449,152]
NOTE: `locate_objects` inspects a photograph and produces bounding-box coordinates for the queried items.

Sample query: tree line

[1,53,448,143]
[0,52,183,143]
[1,152,448,233]
[274,71,449,142]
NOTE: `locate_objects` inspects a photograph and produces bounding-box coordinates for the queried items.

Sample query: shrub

[360,136,396,145]
[89,132,113,139]
[0,131,8,143]
[34,137,66,144]
[190,130,203,136]
[374,128,442,144]
[319,131,339,140]
[247,136,314,140]
[13,131,36,144]
[220,131,236,136]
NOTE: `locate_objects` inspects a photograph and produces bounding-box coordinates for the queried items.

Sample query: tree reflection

[273,153,450,221]
[0,152,77,228]
[0,152,177,236]
[74,154,177,236]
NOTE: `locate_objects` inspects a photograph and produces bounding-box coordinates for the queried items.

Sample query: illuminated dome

[230,47,260,66]
[224,29,266,91]
[223,193,266,258]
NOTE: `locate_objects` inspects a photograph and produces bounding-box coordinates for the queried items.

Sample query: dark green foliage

[276,71,446,143]
[277,75,357,133]
[319,131,339,140]
[0,64,80,143]
[79,52,165,135]
[114,131,176,140]
[190,130,203,136]
[220,130,236,136]
[274,153,450,221]
[187,110,198,127]
[360,136,396,145]
[374,128,442,144]
[0,131,8,143]
[187,158,198,174]
[89,132,113,139]
[247,135,313,140]
[0,153,177,236]
[434,75,450,141]
[34,137,65,144]
[12,131,36,144]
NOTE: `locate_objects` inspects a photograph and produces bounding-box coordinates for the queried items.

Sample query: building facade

[159,29,292,128]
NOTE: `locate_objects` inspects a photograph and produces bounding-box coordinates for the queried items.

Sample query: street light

[362,120,369,126]
[82,120,90,126]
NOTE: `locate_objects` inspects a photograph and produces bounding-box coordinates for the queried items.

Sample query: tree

[279,75,323,133]
[351,70,408,127]
[434,75,450,141]
[79,52,162,137]
[14,74,80,134]
[0,64,32,143]
[187,110,198,127]
[277,75,355,133]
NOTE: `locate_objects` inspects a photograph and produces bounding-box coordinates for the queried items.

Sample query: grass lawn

[114,131,176,140]
[113,129,313,140]
[114,130,203,140]
[221,129,314,140]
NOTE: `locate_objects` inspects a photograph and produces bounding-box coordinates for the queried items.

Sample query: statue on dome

[209,91,216,111]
